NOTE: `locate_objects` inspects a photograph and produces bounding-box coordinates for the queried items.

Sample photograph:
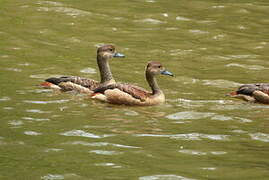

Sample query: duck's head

[97,45,125,59]
[146,61,174,77]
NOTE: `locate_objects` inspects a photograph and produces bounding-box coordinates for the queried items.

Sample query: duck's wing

[45,76,100,90]
[236,83,269,95]
[94,83,150,101]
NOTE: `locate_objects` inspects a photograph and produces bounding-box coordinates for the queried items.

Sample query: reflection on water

[63,141,140,149]
[24,131,42,136]
[60,130,114,138]
[139,175,195,180]
[249,132,269,142]
[1,0,269,179]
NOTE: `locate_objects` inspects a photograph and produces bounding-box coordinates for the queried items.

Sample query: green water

[1,0,269,179]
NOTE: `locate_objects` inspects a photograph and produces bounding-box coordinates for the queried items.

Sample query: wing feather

[237,83,269,95]
[94,83,150,101]
[46,76,100,90]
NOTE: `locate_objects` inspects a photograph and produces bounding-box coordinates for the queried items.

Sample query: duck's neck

[97,55,114,84]
[146,72,162,95]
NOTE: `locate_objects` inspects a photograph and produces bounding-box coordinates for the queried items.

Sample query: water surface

[1,0,269,179]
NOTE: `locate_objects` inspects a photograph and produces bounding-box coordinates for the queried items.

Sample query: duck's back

[237,83,269,95]
[93,83,165,106]
[94,83,150,101]
[45,76,100,90]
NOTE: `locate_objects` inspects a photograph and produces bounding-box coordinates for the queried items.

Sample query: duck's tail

[40,82,61,90]
[227,91,237,97]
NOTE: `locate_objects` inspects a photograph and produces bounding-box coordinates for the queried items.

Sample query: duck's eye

[158,66,161,68]
[109,48,113,52]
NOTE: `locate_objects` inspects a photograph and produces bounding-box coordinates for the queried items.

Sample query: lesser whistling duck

[41,45,125,93]
[229,83,269,104]
[92,61,173,106]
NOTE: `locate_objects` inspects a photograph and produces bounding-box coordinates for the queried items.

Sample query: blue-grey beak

[161,70,174,77]
[113,52,125,58]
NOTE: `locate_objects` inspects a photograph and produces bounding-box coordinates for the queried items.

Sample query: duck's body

[229,83,269,104]
[44,76,99,91]
[41,45,124,93]
[93,83,165,106]
[92,61,173,106]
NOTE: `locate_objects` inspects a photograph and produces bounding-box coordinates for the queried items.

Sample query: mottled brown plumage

[94,83,150,101]
[41,44,124,93]
[229,83,269,104]
[92,61,173,106]
[46,76,100,90]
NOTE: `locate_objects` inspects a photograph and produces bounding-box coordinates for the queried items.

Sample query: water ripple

[124,110,139,116]
[26,109,51,113]
[0,137,7,145]
[249,132,269,142]
[231,129,248,134]
[226,54,259,59]
[178,149,207,155]
[5,67,22,72]
[166,111,215,120]
[0,96,11,101]
[179,149,227,156]
[139,174,195,180]
[135,133,230,141]
[171,98,229,108]
[3,107,14,110]
[201,167,216,171]
[176,16,191,21]
[41,173,80,180]
[37,1,64,6]
[22,117,50,121]
[89,150,122,155]
[212,5,225,9]
[44,148,63,152]
[64,141,140,149]
[211,115,252,123]
[23,100,69,104]
[41,174,64,180]
[202,79,241,88]
[63,141,140,149]
[24,131,42,136]
[8,120,24,126]
[134,18,165,24]
[80,67,96,74]
[169,49,193,56]
[37,6,92,17]
[225,63,267,70]
[94,162,121,168]
[189,29,209,34]
[60,130,114,139]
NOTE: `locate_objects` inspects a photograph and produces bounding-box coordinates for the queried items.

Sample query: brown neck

[97,55,114,83]
[146,71,162,95]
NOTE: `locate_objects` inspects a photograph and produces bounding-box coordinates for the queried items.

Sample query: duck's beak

[161,70,174,77]
[113,52,125,58]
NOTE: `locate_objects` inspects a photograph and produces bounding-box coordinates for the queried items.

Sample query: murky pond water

[1,0,269,179]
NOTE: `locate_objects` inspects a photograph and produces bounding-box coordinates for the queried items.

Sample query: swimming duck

[229,83,269,104]
[41,45,125,93]
[92,61,173,106]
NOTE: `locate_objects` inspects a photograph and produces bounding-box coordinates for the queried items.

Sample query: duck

[91,61,173,106]
[40,45,125,93]
[228,83,269,104]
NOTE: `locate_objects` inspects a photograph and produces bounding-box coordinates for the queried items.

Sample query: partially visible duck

[92,61,173,106]
[229,83,269,104]
[41,45,125,93]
